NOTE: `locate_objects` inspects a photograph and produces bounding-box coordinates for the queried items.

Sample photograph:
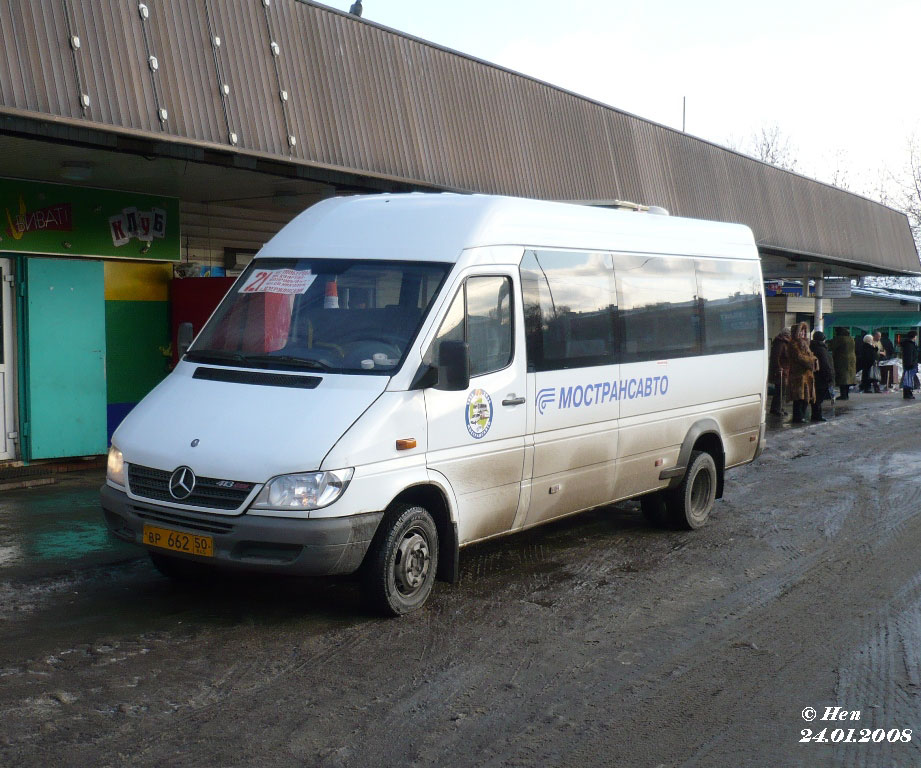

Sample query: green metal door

[24,258,106,459]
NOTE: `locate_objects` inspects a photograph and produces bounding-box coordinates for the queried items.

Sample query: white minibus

[102,193,767,614]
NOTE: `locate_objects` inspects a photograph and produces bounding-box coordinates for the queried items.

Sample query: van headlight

[107,445,126,487]
[251,469,353,511]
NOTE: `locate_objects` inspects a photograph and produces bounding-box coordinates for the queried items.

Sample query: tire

[148,551,215,582]
[640,492,671,528]
[363,504,439,616]
[668,450,717,530]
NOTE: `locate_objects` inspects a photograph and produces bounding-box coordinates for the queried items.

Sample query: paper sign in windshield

[238,269,316,295]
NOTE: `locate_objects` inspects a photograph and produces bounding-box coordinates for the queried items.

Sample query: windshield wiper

[185,349,333,371]
[184,349,248,364]
[240,354,333,371]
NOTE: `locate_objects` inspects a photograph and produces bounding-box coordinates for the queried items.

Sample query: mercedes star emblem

[169,466,196,500]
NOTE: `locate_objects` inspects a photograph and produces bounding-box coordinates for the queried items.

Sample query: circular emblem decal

[465,388,494,439]
[169,466,197,500]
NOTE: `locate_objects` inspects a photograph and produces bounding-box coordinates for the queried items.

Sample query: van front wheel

[669,450,717,530]
[363,504,439,616]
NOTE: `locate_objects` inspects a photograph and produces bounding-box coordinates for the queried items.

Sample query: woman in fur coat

[788,322,817,423]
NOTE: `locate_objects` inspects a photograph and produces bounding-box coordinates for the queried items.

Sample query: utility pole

[682,97,686,132]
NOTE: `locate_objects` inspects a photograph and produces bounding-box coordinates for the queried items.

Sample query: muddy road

[3,400,921,767]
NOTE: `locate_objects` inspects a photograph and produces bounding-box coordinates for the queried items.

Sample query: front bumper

[101,485,382,575]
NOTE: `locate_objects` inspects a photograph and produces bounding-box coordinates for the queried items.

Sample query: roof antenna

[349,1,363,16]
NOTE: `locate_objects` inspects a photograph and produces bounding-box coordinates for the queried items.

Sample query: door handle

[502,395,526,406]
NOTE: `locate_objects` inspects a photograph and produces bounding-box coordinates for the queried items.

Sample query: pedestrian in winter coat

[900,330,919,400]
[858,334,880,393]
[810,331,835,422]
[768,328,792,416]
[828,327,856,400]
[788,322,817,423]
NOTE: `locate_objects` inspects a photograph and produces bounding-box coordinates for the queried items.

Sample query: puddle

[30,522,116,561]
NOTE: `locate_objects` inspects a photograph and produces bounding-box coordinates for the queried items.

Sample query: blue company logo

[465,388,494,439]
[537,376,670,414]
[536,387,556,414]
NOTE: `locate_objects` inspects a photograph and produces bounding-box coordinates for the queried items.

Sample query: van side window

[466,277,513,376]
[428,276,513,377]
[696,260,764,354]
[520,250,617,371]
[617,255,700,362]
[433,288,465,348]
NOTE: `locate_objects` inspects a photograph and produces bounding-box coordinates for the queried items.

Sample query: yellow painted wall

[104,261,172,301]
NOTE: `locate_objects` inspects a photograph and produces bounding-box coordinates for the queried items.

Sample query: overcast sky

[320,0,921,196]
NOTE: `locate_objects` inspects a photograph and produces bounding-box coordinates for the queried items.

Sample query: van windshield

[187,258,450,374]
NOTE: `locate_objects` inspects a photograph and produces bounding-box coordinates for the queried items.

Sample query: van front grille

[131,506,236,535]
[127,464,254,511]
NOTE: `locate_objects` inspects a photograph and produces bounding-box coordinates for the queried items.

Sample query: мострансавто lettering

[537,376,670,414]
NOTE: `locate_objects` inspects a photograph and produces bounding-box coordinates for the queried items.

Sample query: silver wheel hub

[394,530,430,594]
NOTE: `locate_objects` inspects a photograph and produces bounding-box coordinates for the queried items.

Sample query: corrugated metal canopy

[0,0,916,275]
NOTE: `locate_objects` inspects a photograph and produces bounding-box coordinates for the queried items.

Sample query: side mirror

[177,322,195,359]
[437,340,470,391]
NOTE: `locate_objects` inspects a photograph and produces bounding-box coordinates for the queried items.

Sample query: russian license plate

[143,524,214,558]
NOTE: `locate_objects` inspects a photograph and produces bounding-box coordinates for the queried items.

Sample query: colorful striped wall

[104,262,172,441]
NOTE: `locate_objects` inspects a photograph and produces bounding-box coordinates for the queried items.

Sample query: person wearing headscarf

[880,331,896,390]
[828,327,856,400]
[858,333,880,393]
[810,330,835,422]
[768,328,792,416]
[788,322,817,423]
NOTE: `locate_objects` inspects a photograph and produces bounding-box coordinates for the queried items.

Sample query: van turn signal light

[396,438,417,451]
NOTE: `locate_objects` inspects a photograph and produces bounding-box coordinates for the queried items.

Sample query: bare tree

[750,124,799,172]
[863,168,895,207]
[724,123,799,172]
[826,149,851,191]
[900,135,921,249]
[861,139,921,290]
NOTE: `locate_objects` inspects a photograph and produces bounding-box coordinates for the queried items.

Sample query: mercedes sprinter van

[102,193,767,614]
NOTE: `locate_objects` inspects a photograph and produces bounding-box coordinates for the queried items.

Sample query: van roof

[257,193,759,262]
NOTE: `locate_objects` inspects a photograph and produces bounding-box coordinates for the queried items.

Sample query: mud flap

[437,520,460,584]
[659,419,725,499]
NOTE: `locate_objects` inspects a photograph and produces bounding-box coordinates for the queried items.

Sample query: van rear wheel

[669,450,717,530]
[363,504,439,616]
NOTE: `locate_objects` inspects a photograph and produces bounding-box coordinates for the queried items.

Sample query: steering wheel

[311,341,345,356]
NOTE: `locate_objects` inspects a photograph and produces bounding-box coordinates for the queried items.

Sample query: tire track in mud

[1,578,394,767]
[553,423,921,768]
[571,525,921,767]
[831,572,921,768]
